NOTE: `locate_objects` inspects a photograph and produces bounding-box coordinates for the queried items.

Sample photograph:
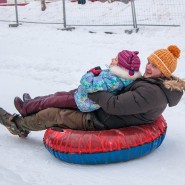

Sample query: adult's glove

[88,66,102,76]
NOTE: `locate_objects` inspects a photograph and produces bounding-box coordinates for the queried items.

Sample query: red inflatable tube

[43,115,167,164]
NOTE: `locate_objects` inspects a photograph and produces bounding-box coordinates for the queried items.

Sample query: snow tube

[43,115,167,164]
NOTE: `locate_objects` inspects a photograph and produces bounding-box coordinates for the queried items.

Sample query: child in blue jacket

[14,50,141,116]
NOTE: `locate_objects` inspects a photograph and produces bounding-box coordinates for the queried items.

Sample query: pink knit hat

[117,50,140,76]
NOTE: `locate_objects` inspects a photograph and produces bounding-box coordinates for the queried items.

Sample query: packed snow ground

[0,1,185,185]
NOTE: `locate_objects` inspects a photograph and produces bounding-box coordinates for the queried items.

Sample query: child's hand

[88,66,102,76]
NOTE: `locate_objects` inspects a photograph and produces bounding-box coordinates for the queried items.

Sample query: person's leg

[15,108,95,131]
[25,90,76,101]
[14,91,78,116]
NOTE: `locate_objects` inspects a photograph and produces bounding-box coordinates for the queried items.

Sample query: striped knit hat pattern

[147,45,181,78]
[117,50,141,76]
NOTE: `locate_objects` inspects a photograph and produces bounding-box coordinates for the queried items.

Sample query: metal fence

[135,0,185,26]
[3,0,185,30]
[64,0,185,27]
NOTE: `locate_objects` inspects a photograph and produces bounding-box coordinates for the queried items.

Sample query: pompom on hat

[147,45,181,78]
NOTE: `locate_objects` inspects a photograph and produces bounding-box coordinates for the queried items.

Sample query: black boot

[23,93,32,102]
[0,108,30,138]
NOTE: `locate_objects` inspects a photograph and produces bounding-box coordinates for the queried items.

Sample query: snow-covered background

[0,1,185,185]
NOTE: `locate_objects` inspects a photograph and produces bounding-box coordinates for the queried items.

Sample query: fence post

[59,0,75,31]
[9,0,19,27]
[62,0,67,28]
[125,0,139,34]
[131,0,137,29]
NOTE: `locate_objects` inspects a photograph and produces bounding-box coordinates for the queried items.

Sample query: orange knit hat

[147,45,181,78]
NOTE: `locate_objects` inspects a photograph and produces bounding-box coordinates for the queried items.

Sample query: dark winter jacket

[88,76,185,130]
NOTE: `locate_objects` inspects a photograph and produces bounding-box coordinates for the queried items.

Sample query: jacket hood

[157,75,185,107]
[140,76,185,107]
[163,75,185,92]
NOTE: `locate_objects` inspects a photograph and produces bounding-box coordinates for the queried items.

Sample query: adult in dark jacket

[89,76,184,130]
[0,45,185,138]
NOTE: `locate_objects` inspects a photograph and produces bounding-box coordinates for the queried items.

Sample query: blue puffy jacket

[74,69,133,112]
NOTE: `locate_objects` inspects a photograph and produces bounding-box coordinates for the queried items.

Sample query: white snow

[0,1,185,185]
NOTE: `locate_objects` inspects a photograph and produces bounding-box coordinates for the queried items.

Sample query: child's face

[109,57,118,68]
